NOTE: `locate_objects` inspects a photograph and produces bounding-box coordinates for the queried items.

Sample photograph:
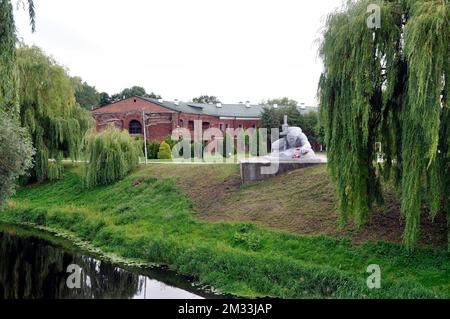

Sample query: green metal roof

[140,97,318,118]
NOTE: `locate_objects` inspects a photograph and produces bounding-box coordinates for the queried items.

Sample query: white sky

[14,0,343,105]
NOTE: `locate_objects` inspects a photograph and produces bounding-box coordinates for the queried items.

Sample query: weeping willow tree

[16,45,93,182]
[0,0,35,206]
[83,125,142,188]
[0,0,35,112]
[318,0,449,251]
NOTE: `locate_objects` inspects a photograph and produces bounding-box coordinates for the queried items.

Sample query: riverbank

[1,163,449,298]
[0,223,207,299]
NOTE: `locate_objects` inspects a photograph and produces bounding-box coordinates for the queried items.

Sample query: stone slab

[240,157,327,183]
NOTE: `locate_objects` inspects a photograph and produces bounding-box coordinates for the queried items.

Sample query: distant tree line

[192,95,221,104]
[260,98,324,149]
[98,87,162,108]
[75,89,225,110]
[72,84,163,110]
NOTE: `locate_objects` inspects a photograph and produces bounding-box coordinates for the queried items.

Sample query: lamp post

[142,109,148,165]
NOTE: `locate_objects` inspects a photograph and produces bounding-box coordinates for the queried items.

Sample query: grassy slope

[1,163,449,298]
[139,164,448,247]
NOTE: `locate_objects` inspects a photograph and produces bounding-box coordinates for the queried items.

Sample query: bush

[164,135,177,150]
[157,141,172,160]
[83,125,142,187]
[135,136,160,160]
[0,112,34,207]
[147,141,161,159]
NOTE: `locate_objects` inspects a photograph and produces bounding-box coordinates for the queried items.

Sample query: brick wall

[92,97,262,142]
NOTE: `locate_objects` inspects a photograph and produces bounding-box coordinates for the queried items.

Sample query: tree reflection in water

[0,232,202,299]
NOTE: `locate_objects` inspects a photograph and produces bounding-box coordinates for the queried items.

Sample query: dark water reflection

[0,230,205,299]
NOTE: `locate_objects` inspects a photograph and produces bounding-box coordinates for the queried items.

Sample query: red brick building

[93,96,264,141]
[92,96,319,142]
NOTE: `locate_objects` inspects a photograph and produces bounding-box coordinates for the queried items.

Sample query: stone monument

[240,115,326,183]
[266,115,316,161]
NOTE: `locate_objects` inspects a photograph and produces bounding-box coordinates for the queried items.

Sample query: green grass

[142,163,447,247]
[1,163,449,298]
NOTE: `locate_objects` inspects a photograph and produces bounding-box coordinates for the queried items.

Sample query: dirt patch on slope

[139,164,447,248]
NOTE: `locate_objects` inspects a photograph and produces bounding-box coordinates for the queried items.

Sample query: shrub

[157,141,172,160]
[83,125,142,188]
[0,112,34,207]
[135,136,160,159]
[164,135,177,149]
[147,141,160,159]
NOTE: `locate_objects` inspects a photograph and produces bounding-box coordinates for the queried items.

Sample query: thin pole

[142,110,148,165]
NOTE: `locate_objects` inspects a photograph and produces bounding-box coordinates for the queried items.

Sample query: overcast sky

[14,0,343,105]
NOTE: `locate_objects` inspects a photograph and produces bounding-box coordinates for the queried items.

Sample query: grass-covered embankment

[1,163,449,298]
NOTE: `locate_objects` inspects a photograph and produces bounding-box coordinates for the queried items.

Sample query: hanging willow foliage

[318,0,449,251]
[15,45,94,182]
[83,125,142,188]
[1,0,34,114]
[0,0,18,112]
[0,0,35,206]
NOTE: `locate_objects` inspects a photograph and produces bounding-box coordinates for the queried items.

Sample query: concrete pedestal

[240,157,327,183]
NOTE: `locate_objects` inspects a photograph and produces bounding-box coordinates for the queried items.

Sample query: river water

[0,225,211,299]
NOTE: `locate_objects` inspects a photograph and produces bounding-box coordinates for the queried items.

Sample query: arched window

[129,120,142,135]
[188,120,194,130]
